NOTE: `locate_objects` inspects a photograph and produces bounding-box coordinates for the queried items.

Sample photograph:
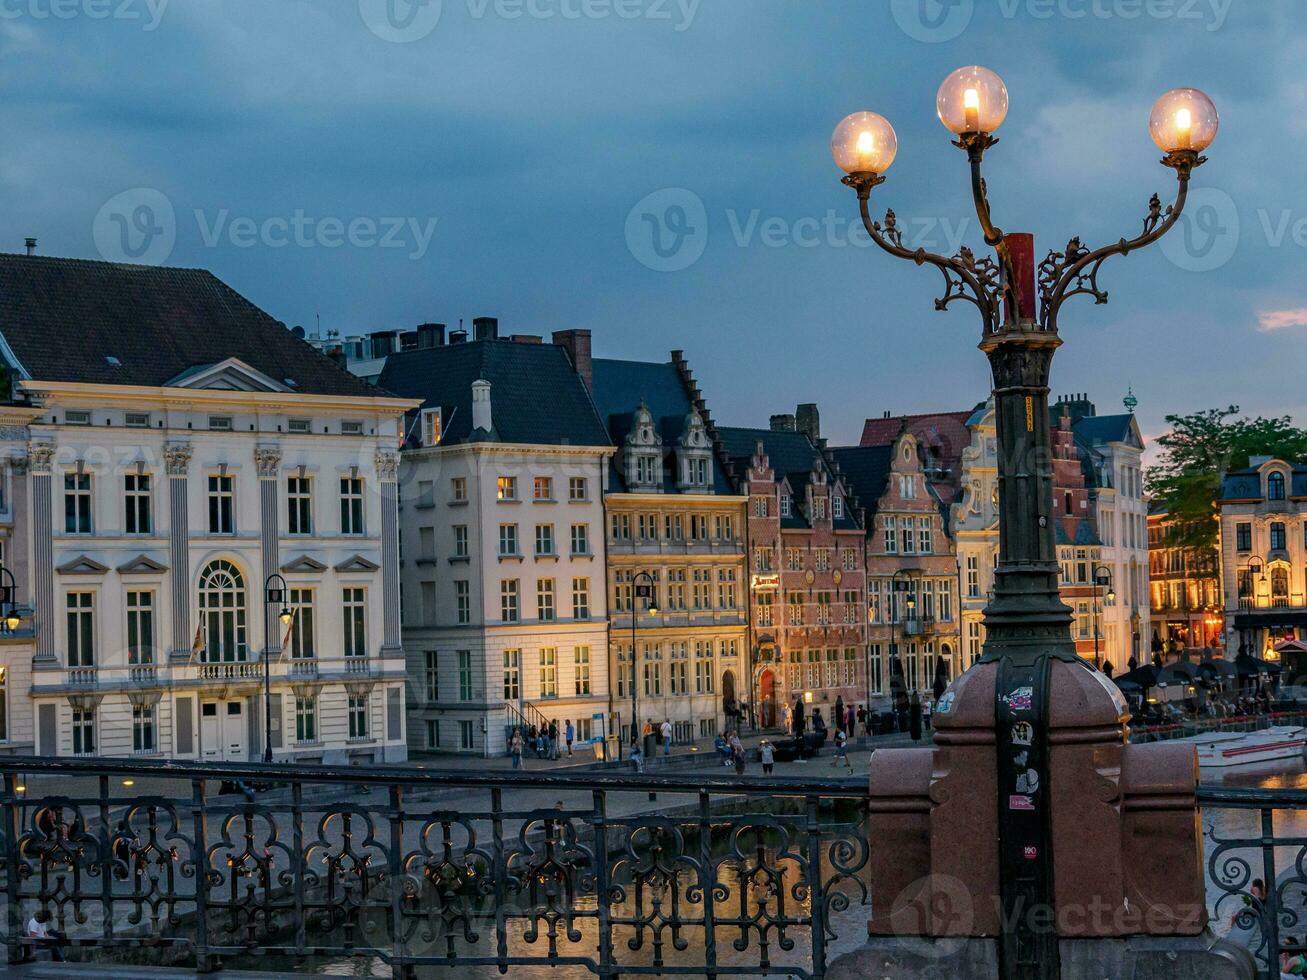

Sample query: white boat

[1193,727,1307,768]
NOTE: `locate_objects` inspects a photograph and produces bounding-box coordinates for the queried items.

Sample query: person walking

[832,728,852,770]
[510,729,524,770]
[922,697,933,731]
[661,719,673,756]
[730,730,747,775]
[565,719,575,757]
[783,701,793,734]
[760,739,775,775]
[630,741,644,773]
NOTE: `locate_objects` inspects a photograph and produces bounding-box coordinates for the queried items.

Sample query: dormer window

[1268,471,1286,501]
[780,494,791,518]
[623,402,663,492]
[636,455,658,486]
[421,408,442,448]
[833,495,844,519]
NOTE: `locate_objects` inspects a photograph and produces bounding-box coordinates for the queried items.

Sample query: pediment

[334,554,380,573]
[116,555,169,575]
[57,555,110,575]
[166,358,292,393]
[281,555,328,573]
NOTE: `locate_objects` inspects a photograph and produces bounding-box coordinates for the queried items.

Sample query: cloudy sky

[2,0,1302,451]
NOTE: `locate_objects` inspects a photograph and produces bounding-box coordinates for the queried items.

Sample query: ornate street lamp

[832,67,1216,980]
[628,570,658,746]
[263,573,294,764]
[1092,564,1115,671]
[0,566,20,632]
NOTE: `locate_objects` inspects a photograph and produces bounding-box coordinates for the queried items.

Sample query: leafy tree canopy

[1146,407,1307,554]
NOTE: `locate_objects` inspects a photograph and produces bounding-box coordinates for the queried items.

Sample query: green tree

[1147,407,1307,553]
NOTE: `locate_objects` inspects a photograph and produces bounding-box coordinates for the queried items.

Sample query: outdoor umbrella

[890,654,909,713]
[931,657,949,702]
[1116,664,1160,690]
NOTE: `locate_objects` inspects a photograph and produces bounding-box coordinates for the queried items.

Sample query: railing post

[192,777,212,973]
[292,781,306,953]
[99,774,113,944]
[806,795,826,979]
[389,783,407,980]
[697,789,718,980]
[492,786,508,972]
[1262,806,1281,971]
[4,773,23,966]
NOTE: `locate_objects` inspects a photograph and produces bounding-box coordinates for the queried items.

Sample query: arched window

[1271,566,1290,601]
[199,560,247,662]
[1268,471,1286,501]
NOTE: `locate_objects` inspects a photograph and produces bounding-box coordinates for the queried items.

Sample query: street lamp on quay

[832,67,1216,980]
[0,566,21,633]
[1091,564,1115,671]
[889,568,916,715]
[262,573,294,764]
[627,570,658,745]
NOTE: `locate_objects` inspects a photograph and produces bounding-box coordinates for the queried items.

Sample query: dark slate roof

[379,340,610,447]
[1073,413,1139,447]
[1219,465,1307,501]
[1056,518,1102,547]
[829,445,893,518]
[0,253,381,397]
[718,427,860,531]
[590,358,734,494]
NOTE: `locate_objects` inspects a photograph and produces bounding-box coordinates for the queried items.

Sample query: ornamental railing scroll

[0,756,869,979]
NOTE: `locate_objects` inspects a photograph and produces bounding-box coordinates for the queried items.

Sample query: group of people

[785,693,934,744]
[508,719,577,769]
[713,730,750,774]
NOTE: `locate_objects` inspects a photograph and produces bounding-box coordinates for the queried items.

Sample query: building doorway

[759,670,776,728]
[200,700,246,761]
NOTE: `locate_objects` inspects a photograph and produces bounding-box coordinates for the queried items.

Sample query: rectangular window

[1271,522,1287,551]
[455,581,470,624]
[537,579,556,621]
[816,591,832,626]
[451,477,468,502]
[132,704,156,754]
[124,474,152,535]
[424,650,440,702]
[815,548,832,572]
[499,524,519,557]
[66,592,94,667]
[288,417,311,434]
[534,477,553,500]
[501,580,520,622]
[1236,522,1251,551]
[503,650,520,701]
[343,587,366,658]
[348,694,369,740]
[208,416,233,432]
[871,643,883,695]
[288,476,312,535]
[901,521,915,554]
[756,592,773,628]
[966,556,979,597]
[789,593,804,626]
[458,650,473,701]
[340,477,364,535]
[756,496,769,518]
[539,648,558,698]
[843,549,857,571]
[754,547,772,572]
[570,524,589,556]
[572,577,590,619]
[459,719,474,750]
[426,719,440,748]
[884,517,897,554]
[72,708,95,756]
[64,473,92,534]
[208,475,234,534]
[939,581,953,622]
[833,495,844,519]
[453,525,469,558]
[535,524,554,556]
[296,695,317,743]
[569,477,588,501]
[497,476,518,501]
[918,517,933,555]
[126,591,154,664]
[574,646,591,695]
[780,494,791,518]
[125,412,150,428]
[868,580,882,624]
[717,568,738,609]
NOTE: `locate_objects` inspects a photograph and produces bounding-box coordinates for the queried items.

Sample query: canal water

[216,761,1307,977]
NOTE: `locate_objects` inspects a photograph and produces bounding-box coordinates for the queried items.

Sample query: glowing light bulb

[963,88,981,131]
[1174,107,1192,149]
[856,130,875,159]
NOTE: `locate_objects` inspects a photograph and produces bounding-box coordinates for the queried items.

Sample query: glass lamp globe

[831,111,898,174]
[936,66,1009,134]
[1149,87,1219,153]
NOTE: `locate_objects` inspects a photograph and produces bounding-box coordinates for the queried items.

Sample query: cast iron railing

[1199,785,1307,979]
[0,757,869,979]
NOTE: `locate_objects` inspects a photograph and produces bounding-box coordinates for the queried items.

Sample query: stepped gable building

[720,407,866,729]
[590,352,748,744]
[1218,456,1307,665]
[0,252,416,763]
[835,422,961,707]
[379,327,614,757]
[859,409,974,509]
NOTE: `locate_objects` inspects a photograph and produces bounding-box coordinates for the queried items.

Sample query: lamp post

[1238,557,1265,661]
[889,568,915,721]
[628,570,658,745]
[0,566,20,633]
[832,68,1215,980]
[1091,564,1115,671]
[262,573,294,764]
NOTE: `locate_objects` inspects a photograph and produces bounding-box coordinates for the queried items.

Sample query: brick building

[1051,405,1108,665]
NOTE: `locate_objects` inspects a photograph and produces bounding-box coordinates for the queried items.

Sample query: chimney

[416,323,445,348]
[553,329,593,392]
[796,403,821,444]
[368,330,398,358]
[769,414,797,432]
[473,316,499,341]
[24,238,36,256]
[471,379,493,432]
[449,328,468,344]
[511,334,543,344]
[399,330,419,351]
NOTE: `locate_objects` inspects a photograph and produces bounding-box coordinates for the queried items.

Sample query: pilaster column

[256,447,282,657]
[376,450,402,657]
[164,443,193,663]
[26,444,54,664]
